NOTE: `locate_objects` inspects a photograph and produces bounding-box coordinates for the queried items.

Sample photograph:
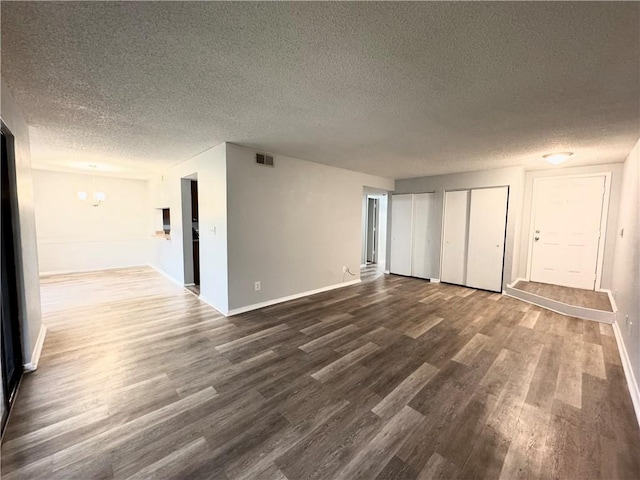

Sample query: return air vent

[256,153,274,167]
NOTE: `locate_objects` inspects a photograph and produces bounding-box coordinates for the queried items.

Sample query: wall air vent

[256,153,274,167]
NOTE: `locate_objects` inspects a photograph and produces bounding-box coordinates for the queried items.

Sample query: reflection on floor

[361,263,385,282]
[186,284,200,296]
[7,267,638,478]
[514,281,612,312]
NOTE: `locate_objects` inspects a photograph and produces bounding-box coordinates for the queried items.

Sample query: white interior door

[441,190,469,286]
[466,187,508,292]
[390,194,413,276]
[530,176,606,290]
[411,193,436,279]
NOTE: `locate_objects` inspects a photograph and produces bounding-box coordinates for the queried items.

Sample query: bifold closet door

[390,194,413,276]
[441,190,469,285]
[411,193,436,279]
[466,187,508,292]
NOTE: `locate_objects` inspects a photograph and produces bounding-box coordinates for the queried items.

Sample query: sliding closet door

[466,187,509,292]
[390,194,413,276]
[411,193,436,279]
[441,190,469,285]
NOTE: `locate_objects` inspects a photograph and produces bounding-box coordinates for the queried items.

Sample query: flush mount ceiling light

[543,152,573,165]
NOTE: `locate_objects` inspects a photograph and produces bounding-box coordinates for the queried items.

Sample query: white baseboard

[505,284,615,324]
[612,321,640,428]
[40,264,149,277]
[197,295,228,317]
[507,278,527,288]
[430,278,441,283]
[360,264,366,268]
[596,288,618,313]
[148,264,184,288]
[24,324,47,372]
[384,270,390,274]
[227,279,362,316]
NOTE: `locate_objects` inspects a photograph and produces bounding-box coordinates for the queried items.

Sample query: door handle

[534,237,540,241]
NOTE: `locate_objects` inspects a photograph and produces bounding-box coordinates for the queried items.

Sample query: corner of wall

[610,138,640,426]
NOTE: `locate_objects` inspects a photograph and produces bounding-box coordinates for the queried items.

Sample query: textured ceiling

[2,2,639,180]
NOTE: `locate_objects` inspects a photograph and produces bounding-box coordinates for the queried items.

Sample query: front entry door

[530,175,607,290]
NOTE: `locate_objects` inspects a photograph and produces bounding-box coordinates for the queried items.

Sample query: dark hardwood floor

[2,267,639,479]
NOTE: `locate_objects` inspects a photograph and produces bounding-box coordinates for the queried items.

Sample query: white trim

[504,285,614,324]
[430,278,441,283]
[596,288,618,313]
[384,270,390,274]
[39,264,148,277]
[438,191,447,282]
[612,321,640,428]
[360,264,367,268]
[24,324,47,372]
[197,295,228,317]
[226,279,362,316]
[148,264,184,288]
[184,287,199,299]
[594,173,612,288]
[526,172,611,290]
[507,278,527,288]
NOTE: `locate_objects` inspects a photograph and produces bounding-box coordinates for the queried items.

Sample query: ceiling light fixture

[77,165,106,207]
[543,152,573,165]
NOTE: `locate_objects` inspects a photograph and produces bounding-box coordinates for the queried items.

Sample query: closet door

[411,193,436,279]
[466,187,508,292]
[441,190,469,285]
[390,194,413,276]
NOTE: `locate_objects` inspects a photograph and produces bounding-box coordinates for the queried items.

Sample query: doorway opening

[1,125,24,435]
[181,175,200,296]
[366,197,379,264]
[362,189,389,278]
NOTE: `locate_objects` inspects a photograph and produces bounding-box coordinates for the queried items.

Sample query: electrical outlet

[254,281,261,292]
[342,266,347,273]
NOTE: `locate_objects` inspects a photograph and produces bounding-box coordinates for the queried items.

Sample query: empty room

[1,2,639,479]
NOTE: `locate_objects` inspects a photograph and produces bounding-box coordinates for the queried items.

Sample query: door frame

[525,172,612,290]
[1,122,25,435]
[365,197,379,264]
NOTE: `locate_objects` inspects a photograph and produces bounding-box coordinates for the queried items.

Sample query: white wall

[517,163,623,289]
[148,143,228,314]
[394,166,525,287]
[32,170,150,274]
[611,139,640,405]
[1,80,43,365]
[225,143,394,311]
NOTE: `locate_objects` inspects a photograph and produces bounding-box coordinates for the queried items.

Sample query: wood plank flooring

[2,266,639,479]
[514,280,613,312]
